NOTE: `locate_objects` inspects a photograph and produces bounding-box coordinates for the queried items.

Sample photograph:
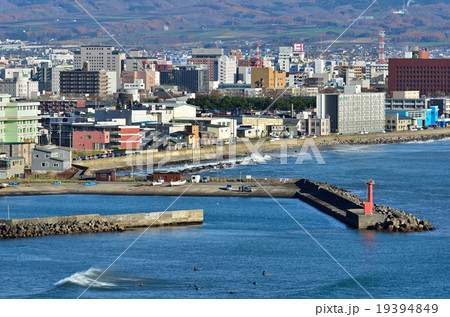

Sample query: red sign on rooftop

[293,43,304,52]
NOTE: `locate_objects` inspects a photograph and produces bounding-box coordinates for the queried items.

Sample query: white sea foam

[404,139,435,144]
[55,268,116,288]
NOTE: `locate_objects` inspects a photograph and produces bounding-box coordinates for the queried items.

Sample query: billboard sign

[293,43,304,52]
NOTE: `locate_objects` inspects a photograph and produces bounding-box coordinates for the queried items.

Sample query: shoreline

[74,128,450,173]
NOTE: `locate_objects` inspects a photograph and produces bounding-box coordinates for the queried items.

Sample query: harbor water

[0,140,449,299]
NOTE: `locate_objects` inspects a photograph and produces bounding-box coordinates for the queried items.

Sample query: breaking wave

[55,268,162,289]
[404,139,436,144]
[55,268,117,288]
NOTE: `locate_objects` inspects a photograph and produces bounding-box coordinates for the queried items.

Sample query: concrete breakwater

[296,179,435,232]
[0,209,203,239]
[0,179,435,233]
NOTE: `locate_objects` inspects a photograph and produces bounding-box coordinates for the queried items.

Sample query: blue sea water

[0,140,449,299]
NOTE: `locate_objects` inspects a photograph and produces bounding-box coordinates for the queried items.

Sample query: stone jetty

[0,209,203,239]
[297,180,435,232]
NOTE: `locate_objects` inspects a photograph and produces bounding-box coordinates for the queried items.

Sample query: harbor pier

[0,178,435,233]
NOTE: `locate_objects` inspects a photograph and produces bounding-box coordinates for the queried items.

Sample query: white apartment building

[217,55,237,84]
[51,65,73,94]
[317,86,385,134]
[0,74,39,99]
[124,79,145,90]
[277,46,293,72]
[314,59,325,74]
[106,71,118,95]
[2,68,33,80]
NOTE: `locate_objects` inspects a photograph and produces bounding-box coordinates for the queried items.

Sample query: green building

[0,94,41,143]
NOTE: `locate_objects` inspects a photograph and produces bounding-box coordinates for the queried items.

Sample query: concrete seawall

[296,179,386,229]
[0,209,203,239]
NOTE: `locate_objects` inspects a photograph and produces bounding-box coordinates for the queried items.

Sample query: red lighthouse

[363,179,375,214]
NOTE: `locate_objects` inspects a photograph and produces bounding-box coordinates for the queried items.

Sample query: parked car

[226,184,233,191]
[240,185,253,192]
[201,176,210,183]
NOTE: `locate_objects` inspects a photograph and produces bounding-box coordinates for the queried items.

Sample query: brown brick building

[60,70,108,97]
[60,62,108,97]
[388,50,450,97]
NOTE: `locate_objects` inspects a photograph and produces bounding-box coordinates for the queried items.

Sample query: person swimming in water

[194,266,199,271]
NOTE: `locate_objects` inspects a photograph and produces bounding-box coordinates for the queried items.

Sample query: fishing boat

[152,180,165,186]
[170,180,186,186]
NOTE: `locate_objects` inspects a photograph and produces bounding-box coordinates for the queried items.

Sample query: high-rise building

[60,63,108,97]
[52,65,73,95]
[0,94,41,143]
[251,67,286,91]
[388,48,450,97]
[37,61,52,93]
[217,55,237,84]
[317,87,385,134]
[188,48,223,81]
[74,45,124,85]
[338,62,363,80]
[277,46,293,72]
[160,65,209,93]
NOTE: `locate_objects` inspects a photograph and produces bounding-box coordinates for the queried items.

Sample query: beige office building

[251,68,286,91]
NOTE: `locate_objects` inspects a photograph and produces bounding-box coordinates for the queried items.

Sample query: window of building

[41,162,49,167]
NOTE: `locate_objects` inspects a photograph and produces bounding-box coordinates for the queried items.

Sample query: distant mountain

[0,0,448,47]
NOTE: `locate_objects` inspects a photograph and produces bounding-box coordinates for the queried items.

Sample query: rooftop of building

[0,156,24,161]
[34,145,70,153]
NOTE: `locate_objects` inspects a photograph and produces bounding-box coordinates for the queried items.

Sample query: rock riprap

[314,181,436,232]
[0,220,125,239]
